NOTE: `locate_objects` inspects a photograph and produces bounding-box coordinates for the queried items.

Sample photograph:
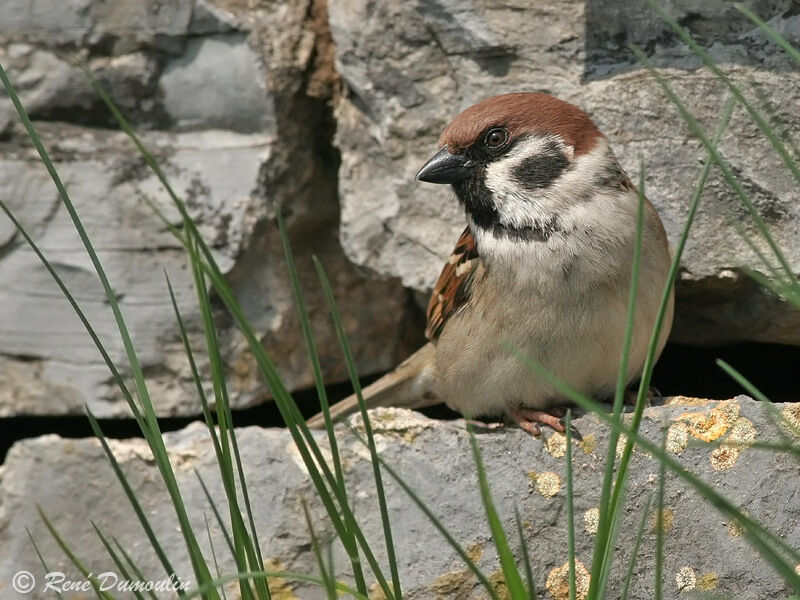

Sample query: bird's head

[417,92,626,242]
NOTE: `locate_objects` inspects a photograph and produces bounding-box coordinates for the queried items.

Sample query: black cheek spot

[512,145,570,190]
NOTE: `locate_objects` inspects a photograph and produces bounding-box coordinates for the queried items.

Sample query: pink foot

[511,407,567,437]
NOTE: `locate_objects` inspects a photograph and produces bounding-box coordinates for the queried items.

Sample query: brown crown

[439,92,604,157]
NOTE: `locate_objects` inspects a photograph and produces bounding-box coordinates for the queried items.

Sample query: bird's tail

[306,343,440,429]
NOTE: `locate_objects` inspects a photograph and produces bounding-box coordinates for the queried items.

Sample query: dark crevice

[3,341,798,465]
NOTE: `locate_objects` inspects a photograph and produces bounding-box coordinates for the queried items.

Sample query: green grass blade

[84,406,183,591]
[183,236,263,600]
[0,62,218,596]
[196,470,237,558]
[588,163,647,597]
[734,3,800,64]
[276,213,347,494]
[589,93,736,600]
[508,346,800,588]
[302,498,338,600]
[37,507,116,600]
[513,507,538,600]
[313,256,402,599]
[619,495,654,600]
[91,522,150,600]
[630,37,798,289]
[204,515,230,600]
[347,424,501,600]
[26,527,66,600]
[654,435,667,600]
[565,410,577,600]
[112,538,162,600]
[467,426,528,599]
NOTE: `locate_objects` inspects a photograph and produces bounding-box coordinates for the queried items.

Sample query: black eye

[484,127,508,148]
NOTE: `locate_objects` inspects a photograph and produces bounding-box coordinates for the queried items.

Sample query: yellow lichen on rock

[545,561,590,600]
[430,542,484,600]
[263,558,299,600]
[710,445,740,471]
[578,433,597,455]
[666,421,690,454]
[665,396,713,406]
[529,471,561,498]
[545,431,567,458]
[697,572,719,591]
[675,400,740,443]
[488,569,511,600]
[651,508,675,534]
[781,403,800,437]
[584,508,600,536]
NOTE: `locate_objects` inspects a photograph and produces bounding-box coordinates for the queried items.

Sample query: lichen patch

[674,399,740,443]
[651,508,675,534]
[781,403,800,437]
[529,470,561,498]
[545,431,567,458]
[710,445,740,470]
[697,572,719,591]
[675,566,697,591]
[583,508,599,536]
[666,421,690,454]
[578,433,597,455]
[546,561,590,600]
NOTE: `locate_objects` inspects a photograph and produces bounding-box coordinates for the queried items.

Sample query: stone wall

[0,0,799,418]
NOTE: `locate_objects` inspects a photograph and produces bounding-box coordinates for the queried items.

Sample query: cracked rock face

[331,0,800,344]
[0,0,417,417]
[1,397,798,598]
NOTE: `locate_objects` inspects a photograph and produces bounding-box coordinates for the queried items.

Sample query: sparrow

[308,92,674,435]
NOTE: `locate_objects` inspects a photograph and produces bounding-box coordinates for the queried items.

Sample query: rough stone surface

[330,0,800,344]
[1,396,798,598]
[0,0,415,417]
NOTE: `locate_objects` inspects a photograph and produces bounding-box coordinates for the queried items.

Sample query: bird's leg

[624,385,663,407]
[511,406,567,437]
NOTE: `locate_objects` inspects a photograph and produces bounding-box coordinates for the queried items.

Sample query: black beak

[416,146,472,184]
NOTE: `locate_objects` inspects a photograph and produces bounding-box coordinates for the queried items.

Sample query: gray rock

[331,0,800,344]
[0,0,194,53]
[160,34,274,132]
[1,396,798,599]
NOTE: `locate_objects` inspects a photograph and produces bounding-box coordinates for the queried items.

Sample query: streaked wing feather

[426,226,480,340]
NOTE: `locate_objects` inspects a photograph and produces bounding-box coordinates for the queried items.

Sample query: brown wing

[426,226,481,340]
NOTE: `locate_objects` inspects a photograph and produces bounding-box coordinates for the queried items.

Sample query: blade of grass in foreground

[514,506,538,600]
[588,93,737,600]
[735,3,800,64]
[302,498,338,600]
[27,528,66,600]
[204,515,230,600]
[314,256,403,599]
[467,426,528,599]
[619,495,654,600]
[588,164,646,597]
[0,63,218,597]
[654,434,668,600]
[565,410,577,600]
[84,406,183,591]
[90,71,387,596]
[92,522,150,600]
[37,507,116,600]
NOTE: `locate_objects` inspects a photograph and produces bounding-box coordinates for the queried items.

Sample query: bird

[308,92,674,435]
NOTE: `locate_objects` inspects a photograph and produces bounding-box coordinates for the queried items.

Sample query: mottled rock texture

[331,0,800,345]
[1,397,798,598]
[0,0,417,418]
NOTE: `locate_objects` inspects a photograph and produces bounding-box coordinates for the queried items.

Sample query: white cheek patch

[483,135,573,229]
